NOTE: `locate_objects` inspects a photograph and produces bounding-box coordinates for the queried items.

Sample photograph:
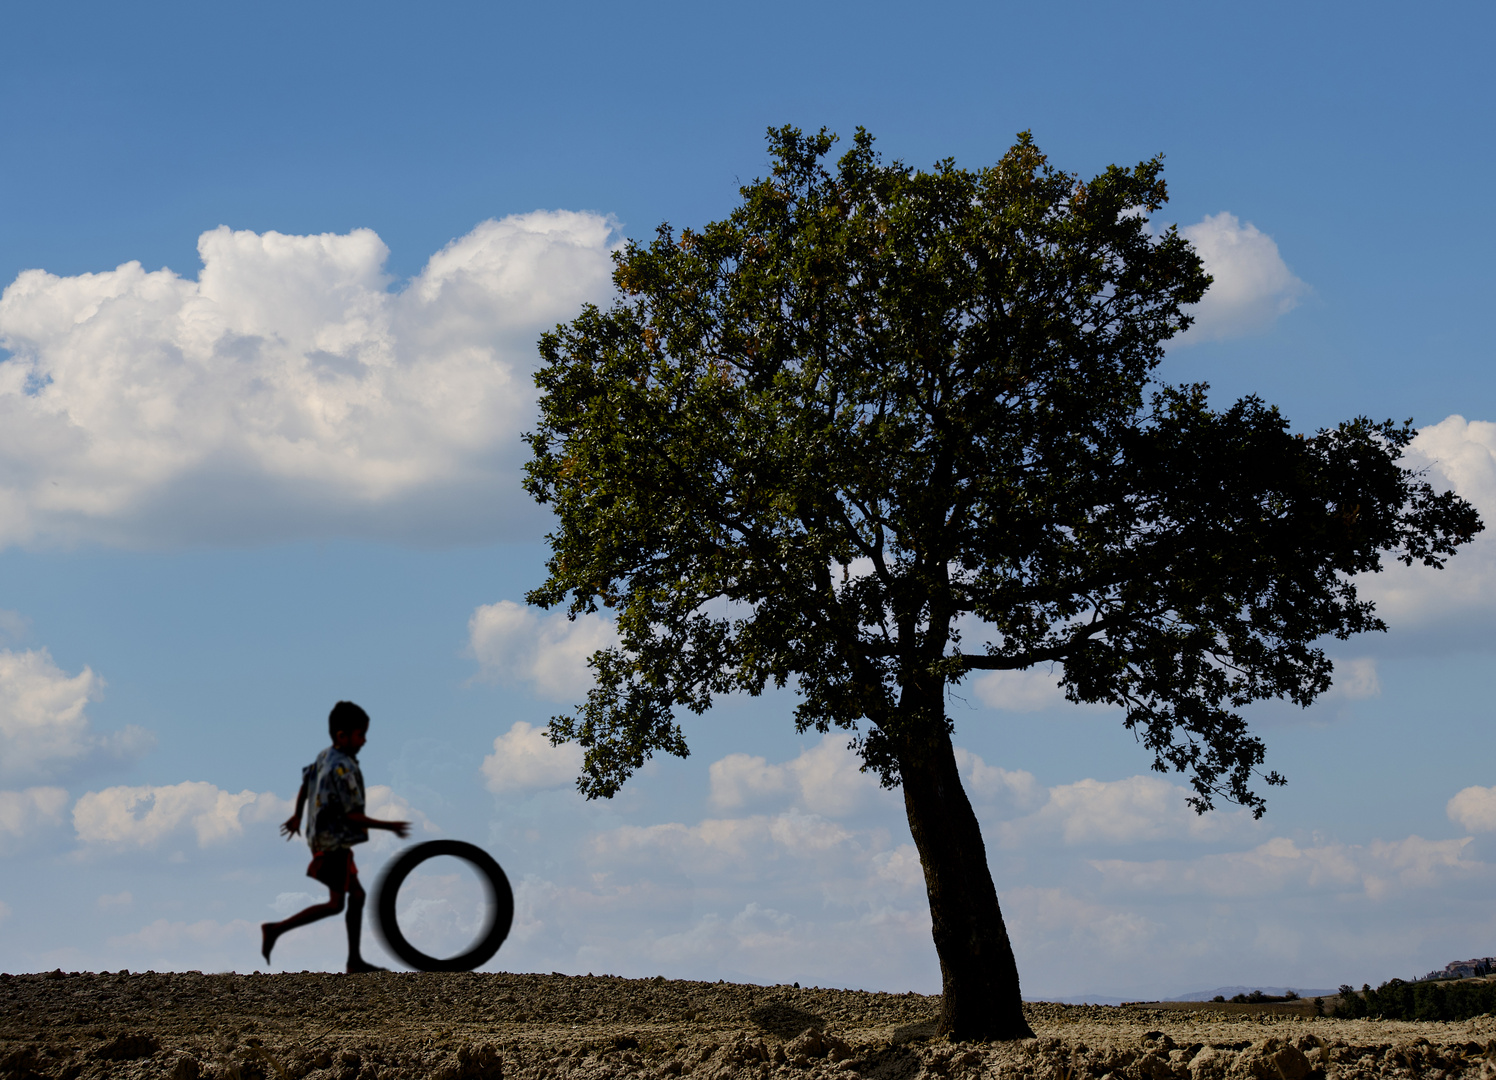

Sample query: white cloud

[967,666,1115,714]
[970,667,1069,711]
[270,891,320,916]
[0,610,28,641]
[481,720,584,793]
[1448,785,1496,832]
[363,784,436,850]
[0,786,69,849]
[0,647,150,782]
[1332,657,1381,700]
[1358,415,1496,631]
[707,736,884,817]
[1004,886,1161,959]
[70,779,424,853]
[998,774,1259,847]
[379,855,489,959]
[588,899,932,985]
[467,600,618,701]
[96,890,131,909]
[767,809,859,856]
[871,843,926,891]
[555,801,940,986]
[596,810,861,873]
[72,781,289,849]
[107,917,255,953]
[1177,212,1307,341]
[1413,416,1496,509]
[708,753,789,809]
[0,212,618,548]
[953,749,1044,817]
[507,867,936,988]
[1361,835,1479,897]
[1089,833,1480,902]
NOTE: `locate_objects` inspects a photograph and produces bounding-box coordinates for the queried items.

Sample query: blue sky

[1,0,1494,1000]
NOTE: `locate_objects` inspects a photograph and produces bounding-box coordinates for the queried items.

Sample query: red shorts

[307,849,358,892]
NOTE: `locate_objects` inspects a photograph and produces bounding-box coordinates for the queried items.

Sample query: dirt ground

[3,970,1495,1080]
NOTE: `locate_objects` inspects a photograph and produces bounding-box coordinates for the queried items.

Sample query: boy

[261,700,409,972]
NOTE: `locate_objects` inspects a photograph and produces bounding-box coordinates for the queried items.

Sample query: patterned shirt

[302,746,368,853]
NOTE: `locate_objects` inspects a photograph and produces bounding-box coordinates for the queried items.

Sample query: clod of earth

[2,971,1495,1079]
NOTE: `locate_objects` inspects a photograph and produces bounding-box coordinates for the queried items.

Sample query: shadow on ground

[748,1003,826,1038]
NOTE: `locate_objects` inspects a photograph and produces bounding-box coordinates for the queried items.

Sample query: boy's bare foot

[260,922,278,964]
[346,959,387,973]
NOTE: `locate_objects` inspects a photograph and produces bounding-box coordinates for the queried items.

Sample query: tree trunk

[899,721,1033,1042]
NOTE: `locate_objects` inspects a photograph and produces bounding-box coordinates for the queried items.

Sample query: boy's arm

[280,780,308,839]
[346,812,410,839]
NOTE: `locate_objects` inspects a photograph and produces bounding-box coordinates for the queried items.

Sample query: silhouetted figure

[261,701,409,972]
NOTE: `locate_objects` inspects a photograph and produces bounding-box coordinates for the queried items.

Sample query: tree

[522,128,1482,1041]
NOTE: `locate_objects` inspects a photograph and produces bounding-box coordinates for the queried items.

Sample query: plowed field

[3,971,1494,1080]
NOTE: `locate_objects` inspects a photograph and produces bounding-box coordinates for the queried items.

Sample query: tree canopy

[522,127,1482,1040]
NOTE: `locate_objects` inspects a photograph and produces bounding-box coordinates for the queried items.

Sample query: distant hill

[1025,994,1129,1006]
[1171,986,1339,1002]
[1038,964,1496,1008]
[1030,986,1339,1007]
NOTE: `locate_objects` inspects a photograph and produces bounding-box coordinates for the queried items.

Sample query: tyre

[373,840,514,972]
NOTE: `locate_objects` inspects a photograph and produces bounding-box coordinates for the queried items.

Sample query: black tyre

[373,840,514,972]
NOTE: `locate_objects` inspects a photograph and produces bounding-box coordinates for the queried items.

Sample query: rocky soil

[3,970,1495,1080]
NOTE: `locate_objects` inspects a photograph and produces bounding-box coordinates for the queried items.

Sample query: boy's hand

[347,812,410,839]
[279,813,301,839]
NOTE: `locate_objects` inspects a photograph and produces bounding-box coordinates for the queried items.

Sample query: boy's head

[328,701,370,751]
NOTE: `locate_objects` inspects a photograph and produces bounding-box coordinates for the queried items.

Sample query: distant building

[1416,958,1496,982]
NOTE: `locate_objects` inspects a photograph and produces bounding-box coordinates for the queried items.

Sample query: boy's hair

[328,700,371,738]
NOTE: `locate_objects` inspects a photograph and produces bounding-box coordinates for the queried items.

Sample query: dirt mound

[2,970,1495,1080]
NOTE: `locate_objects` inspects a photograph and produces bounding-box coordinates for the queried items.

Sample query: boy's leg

[345,874,386,973]
[261,889,346,964]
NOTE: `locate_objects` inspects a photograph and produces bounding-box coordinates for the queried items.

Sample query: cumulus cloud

[596,810,860,873]
[270,891,320,916]
[1358,416,1496,632]
[1447,785,1496,833]
[574,802,939,973]
[967,666,1115,714]
[0,610,28,642]
[509,749,935,982]
[480,721,584,794]
[0,212,618,548]
[505,870,935,988]
[107,917,255,955]
[708,753,789,809]
[468,600,618,701]
[952,749,1045,817]
[363,784,436,850]
[1177,212,1307,341]
[997,774,1259,848]
[871,844,926,892]
[0,647,150,782]
[72,781,288,849]
[969,667,1067,712]
[0,786,69,850]
[1331,657,1381,700]
[707,736,882,817]
[1090,833,1480,902]
[380,854,489,959]
[595,899,932,986]
[1004,886,1161,959]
